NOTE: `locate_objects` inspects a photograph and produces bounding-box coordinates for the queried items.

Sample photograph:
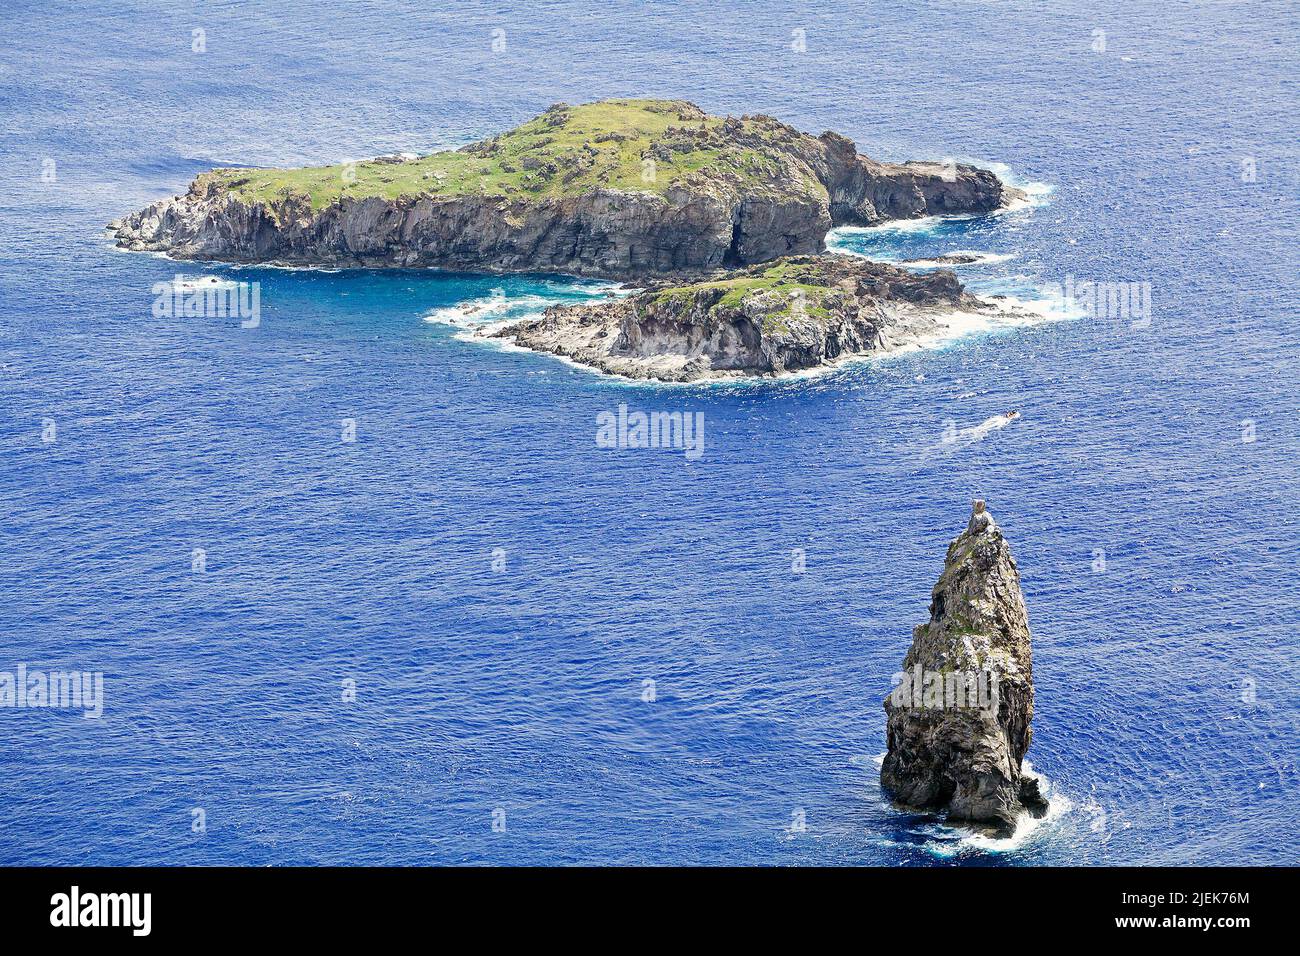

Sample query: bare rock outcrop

[488,254,1019,382]
[881,500,1049,835]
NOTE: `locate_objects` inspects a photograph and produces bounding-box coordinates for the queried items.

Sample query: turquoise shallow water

[0,0,1296,865]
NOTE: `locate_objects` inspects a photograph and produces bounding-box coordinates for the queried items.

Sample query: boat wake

[956,412,1020,442]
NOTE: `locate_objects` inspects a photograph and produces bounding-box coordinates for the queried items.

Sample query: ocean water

[1,0,1297,865]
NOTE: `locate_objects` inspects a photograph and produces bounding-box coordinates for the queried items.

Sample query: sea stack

[881,500,1048,835]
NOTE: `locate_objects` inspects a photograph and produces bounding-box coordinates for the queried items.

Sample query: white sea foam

[870,755,1070,859]
[425,288,514,327]
[470,291,1076,388]
[986,163,1055,214]
[850,752,888,770]
[425,283,627,329]
[723,294,1073,385]
[456,323,616,382]
[536,278,629,297]
[238,261,342,273]
[830,218,944,240]
[958,413,1018,441]
[114,243,345,274]
[986,291,1087,322]
[426,290,569,328]
[902,251,1018,268]
[826,167,1054,249]
[913,765,1073,858]
[845,250,1019,268]
[867,292,1073,359]
[958,768,1073,855]
[168,274,241,292]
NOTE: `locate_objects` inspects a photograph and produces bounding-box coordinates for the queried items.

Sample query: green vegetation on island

[114,98,1017,278]
[646,259,840,332]
[200,99,823,212]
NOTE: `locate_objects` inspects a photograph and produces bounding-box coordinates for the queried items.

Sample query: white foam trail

[959,413,1018,441]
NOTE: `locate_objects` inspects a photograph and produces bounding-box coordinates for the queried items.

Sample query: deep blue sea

[1,1,1296,865]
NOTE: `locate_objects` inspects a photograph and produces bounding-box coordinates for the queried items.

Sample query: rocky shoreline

[110,99,1023,280]
[475,255,1032,383]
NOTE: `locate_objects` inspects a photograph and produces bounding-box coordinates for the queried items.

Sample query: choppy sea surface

[1,1,1296,865]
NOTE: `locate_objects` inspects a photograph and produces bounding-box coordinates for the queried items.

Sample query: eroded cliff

[111,99,1022,278]
[881,500,1049,835]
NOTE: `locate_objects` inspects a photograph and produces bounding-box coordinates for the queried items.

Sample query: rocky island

[881,501,1049,836]
[111,98,1022,278]
[487,253,1019,382]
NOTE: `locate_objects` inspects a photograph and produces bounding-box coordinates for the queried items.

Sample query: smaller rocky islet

[490,253,1020,382]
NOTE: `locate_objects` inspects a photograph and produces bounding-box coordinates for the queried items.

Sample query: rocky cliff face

[111,99,1021,279]
[489,254,1010,382]
[881,501,1048,835]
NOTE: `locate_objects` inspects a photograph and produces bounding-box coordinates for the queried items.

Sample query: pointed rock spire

[881,500,1048,834]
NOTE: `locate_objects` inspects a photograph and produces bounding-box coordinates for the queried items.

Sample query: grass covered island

[112,99,1021,278]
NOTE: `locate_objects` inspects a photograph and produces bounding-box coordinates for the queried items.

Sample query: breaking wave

[899,251,1018,268]
[896,765,1073,859]
[423,280,626,329]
